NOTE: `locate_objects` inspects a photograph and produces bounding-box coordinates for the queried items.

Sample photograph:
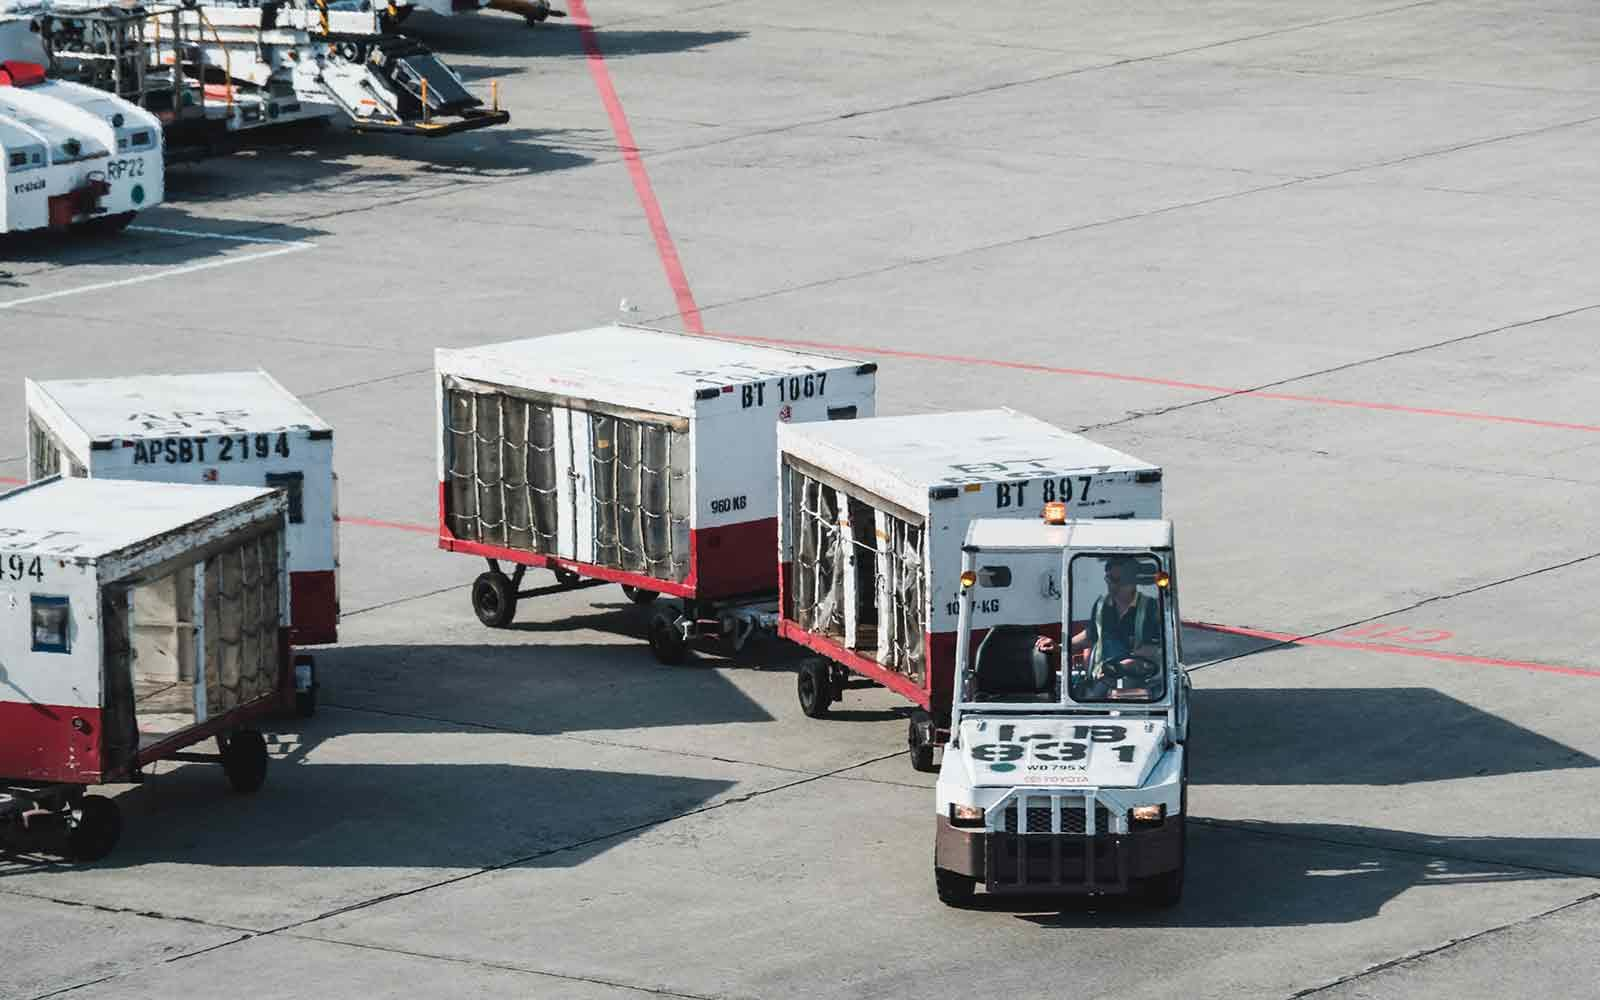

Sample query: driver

[1068,556,1161,697]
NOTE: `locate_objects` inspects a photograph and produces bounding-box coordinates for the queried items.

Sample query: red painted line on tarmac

[0,476,19,485]
[569,0,704,334]
[707,332,1600,434]
[1189,620,1600,680]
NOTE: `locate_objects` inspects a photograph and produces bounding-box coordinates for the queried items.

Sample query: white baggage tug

[933,512,1190,906]
[776,409,1162,772]
[25,371,339,669]
[435,325,876,660]
[0,478,297,861]
[0,57,164,236]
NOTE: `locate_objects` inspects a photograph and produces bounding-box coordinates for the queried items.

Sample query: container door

[100,586,139,774]
[569,410,595,564]
[549,407,580,561]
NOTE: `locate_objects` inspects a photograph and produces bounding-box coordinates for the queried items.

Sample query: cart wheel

[64,795,121,862]
[221,730,269,794]
[294,654,318,718]
[552,566,582,589]
[935,867,976,906]
[797,659,833,718]
[648,610,689,665]
[620,584,658,605]
[908,718,937,773]
[472,571,517,627]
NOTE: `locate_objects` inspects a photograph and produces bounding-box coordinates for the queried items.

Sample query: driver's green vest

[1090,594,1154,666]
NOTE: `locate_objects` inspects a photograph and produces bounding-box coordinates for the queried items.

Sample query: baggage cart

[435,324,876,661]
[25,371,339,668]
[776,409,1163,770]
[0,478,299,861]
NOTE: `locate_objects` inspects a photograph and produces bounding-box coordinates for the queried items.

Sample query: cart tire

[909,722,937,773]
[1142,778,1188,907]
[552,566,582,588]
[648,611,688,665]
[221,730,269,794]
[74,211,136,236]
[64,795,121,862]
[621,584,658,605]
[797,659,832,718]
[472,571,517,627]
[935,867,975,906]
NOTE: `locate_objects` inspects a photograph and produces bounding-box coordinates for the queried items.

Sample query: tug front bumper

[935,816,1183,895]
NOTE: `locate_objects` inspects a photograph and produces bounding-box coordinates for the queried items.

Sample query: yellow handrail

[194,7,234,109]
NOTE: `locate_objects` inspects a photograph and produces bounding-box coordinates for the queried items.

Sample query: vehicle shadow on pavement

[404,16,747,61]
[1192,686,1597,785]
[1006,820,1599,928]
[0,208,326,273]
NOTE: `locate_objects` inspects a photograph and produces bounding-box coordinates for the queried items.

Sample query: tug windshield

[1066,553,1168,703]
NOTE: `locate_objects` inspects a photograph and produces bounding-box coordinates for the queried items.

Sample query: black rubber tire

[472,571,517,628]
[935,867,976,906]
[1142,773,1187,907]
[648,611,688,665]
[64,795,121,862]
[552,566,582,588]
[221,730,269,794]
[621,584,658,605]
[797,659,833,718]
[909,714,937,773]
[74,211,135,236]
[293,655,317,718]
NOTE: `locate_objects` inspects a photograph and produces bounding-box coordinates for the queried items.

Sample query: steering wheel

[1104,653,1162,681]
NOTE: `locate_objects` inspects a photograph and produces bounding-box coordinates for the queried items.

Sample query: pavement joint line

[1192,818,1600,882]
[284,934,725,1000]
[1186,548,1600,677]
[1286,891,1600,999]
[0,884,256,936]
[1077,299,1600,435]
[302,367,431,399]
[342,583,466,619]
[0,298,398,355]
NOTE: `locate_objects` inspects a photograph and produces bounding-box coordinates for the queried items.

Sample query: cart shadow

[0,736,738,873]
[995,820,1599,927]
[323,633,777,736]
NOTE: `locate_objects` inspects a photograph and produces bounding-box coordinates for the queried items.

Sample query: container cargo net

[790,469,926,681]
[444,384,689,582]
[203,528,283,715]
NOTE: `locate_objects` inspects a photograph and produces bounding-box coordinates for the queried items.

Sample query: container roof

[0,478,277,560]
[29,371,331,440]
[965,517,1174,552]
[436,325,867,416]
[780,409,1157,498]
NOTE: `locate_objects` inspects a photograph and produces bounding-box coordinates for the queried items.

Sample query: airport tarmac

[2,1,1598,997]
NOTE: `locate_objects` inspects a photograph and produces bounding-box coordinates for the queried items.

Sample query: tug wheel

[620,584,658,605]
[796,659,833,718]
[908,715,937,773]
[934,867,976,906]
[221,730,269,794]
[472,571,517,627]
[648,610,688,665]
[64,795,121,862]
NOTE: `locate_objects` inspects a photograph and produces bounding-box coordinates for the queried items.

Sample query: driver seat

[973,625,1052,699]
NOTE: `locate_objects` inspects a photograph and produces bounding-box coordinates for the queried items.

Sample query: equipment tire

[621,584,658,605]
[797,659,832,718]
[221,730,269,794]
[472,571,517,627]
[648,611,688,665]
[935,867,975,906]
[909,728,936,774]
[64,795,121,862]
[75,212,135,236]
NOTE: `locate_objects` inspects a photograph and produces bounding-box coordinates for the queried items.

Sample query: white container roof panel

[28,371,331,441]
[779,409,1159,513]
[0,479,277,561]
[965,517,1175,553]
[436,325,869,417]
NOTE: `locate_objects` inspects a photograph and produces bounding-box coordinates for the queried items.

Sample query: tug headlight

[950,804,985,827]
[1130,804,1166,827]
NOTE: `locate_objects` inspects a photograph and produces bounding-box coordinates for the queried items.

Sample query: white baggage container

[777,409,1163,743]
[24,371,340,648]
[435,324,876,650]
[0,478,297,861]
